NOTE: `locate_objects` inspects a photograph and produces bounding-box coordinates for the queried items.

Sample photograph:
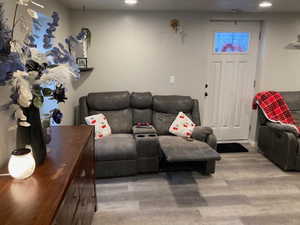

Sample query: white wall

[70,11,300,144]
[0,0,72,167]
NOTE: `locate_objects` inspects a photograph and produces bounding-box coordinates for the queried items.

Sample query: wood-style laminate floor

[93,145,300,225]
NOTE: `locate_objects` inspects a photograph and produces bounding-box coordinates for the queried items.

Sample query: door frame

[203,19,264,142]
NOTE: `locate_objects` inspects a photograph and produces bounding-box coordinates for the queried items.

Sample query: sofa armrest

[207,134,217,150]
[283,132,299,170]
[79,96,89,125]
[135,133,159,158]
[132,125,157,135]
[191,126,213,142]
[191,126,217,150]
[266,122,299,137]
[272,130,298,170]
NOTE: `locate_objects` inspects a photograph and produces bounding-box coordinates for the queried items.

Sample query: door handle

[205,92,208,97]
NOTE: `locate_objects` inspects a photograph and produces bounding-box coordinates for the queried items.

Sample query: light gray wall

[70,11,300,143]
[0,0,72,167]
[70,11,211,119]
[259,14,300,91]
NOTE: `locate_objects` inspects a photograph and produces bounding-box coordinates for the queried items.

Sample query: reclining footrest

[159,136,221,174]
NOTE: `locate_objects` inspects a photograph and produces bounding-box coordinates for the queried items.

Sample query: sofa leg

[204,160,216,175]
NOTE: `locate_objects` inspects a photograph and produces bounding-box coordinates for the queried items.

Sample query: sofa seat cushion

[159,136,221,163]
[95,134,137,161]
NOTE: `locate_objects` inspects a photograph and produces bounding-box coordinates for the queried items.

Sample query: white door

[203,21,260,141]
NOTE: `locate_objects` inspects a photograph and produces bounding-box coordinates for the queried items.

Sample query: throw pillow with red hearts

[85,113,112,139]
[169,112,196,137]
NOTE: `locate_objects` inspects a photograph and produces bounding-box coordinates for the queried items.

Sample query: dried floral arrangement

[0,0,87,127]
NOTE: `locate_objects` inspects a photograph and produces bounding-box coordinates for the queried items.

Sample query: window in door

[214,32,250,53]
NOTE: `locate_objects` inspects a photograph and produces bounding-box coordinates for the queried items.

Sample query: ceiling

[59,0,300,12]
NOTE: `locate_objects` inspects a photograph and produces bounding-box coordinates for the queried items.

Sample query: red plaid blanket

[253,91,300,133]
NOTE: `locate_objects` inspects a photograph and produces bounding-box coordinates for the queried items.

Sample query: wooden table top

[0,126,93,225]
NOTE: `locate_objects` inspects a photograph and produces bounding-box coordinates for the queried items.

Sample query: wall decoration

[76,57,88,69]
[81,28,91,58]
[170,19,180,33]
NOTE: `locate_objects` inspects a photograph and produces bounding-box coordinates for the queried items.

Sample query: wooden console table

[0,126,96,225]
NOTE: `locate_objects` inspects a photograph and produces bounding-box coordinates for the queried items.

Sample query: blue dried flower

[76,31,86,41]
[47,46,69,64]
[42,12,60,49]
[51,12,59,26]
[0,52,25,85]
[0,62,12,85]
[43,34,52,49]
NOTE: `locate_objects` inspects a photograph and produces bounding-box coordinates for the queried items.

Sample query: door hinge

[249,125,252,132]
[253,80,256,88]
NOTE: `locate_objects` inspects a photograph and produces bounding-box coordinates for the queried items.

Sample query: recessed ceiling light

[259,1,272,8]
[125,0,138,5]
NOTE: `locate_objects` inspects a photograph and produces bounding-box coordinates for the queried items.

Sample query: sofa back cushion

[87,92,132,133]
[87,91,130,111]
[280,92,300,126]
[131,92,153,125]
[131,92,152,109]
[89,109,132,134]
[153,96,193,114]
[152,96,194,135]
[280,92,300,111]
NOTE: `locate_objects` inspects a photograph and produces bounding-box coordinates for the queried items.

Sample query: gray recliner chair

[79,91,221,178]
[257,91,300,171]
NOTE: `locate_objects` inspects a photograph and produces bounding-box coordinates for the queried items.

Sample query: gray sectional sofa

[257,91,300,171]
[79,91,221,178]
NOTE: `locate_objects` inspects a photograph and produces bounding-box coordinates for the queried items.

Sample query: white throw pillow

[85,114,112,139]
[169,112,196,137]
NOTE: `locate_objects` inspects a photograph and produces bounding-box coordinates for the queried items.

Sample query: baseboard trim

[217,140,249,144]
